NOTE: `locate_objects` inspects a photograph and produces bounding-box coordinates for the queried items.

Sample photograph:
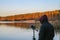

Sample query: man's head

[39,15,48,24]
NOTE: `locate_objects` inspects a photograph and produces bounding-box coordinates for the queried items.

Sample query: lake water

[0,25,60,40]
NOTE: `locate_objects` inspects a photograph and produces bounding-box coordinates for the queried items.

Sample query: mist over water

[0,25,60,40]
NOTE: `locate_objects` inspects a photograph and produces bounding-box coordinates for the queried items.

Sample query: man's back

[39,22,54,40]
[42,22,54,40]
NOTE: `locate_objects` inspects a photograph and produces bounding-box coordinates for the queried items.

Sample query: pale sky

[0,0,60,16]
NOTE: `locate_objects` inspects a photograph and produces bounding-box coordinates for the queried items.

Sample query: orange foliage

[0,10,60,21]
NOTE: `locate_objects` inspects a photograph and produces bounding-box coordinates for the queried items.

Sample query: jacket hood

[39,15,48,24]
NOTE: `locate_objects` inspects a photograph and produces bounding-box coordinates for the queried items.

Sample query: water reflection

[0,23,60,40]
[0,23,34,28]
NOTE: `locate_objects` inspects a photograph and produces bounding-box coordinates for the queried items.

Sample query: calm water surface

[0,25,60,40]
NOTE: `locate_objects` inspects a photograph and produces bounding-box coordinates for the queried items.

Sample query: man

[38,15,54,40]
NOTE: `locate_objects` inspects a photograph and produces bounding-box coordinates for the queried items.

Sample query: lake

[0,25,60,40]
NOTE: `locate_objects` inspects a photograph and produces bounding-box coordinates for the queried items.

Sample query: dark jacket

[38,15,54,40]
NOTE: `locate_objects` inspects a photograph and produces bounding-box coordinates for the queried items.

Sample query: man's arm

[38,25,45,40]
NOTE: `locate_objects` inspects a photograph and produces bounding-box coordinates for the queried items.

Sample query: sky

[0,0,60,16]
